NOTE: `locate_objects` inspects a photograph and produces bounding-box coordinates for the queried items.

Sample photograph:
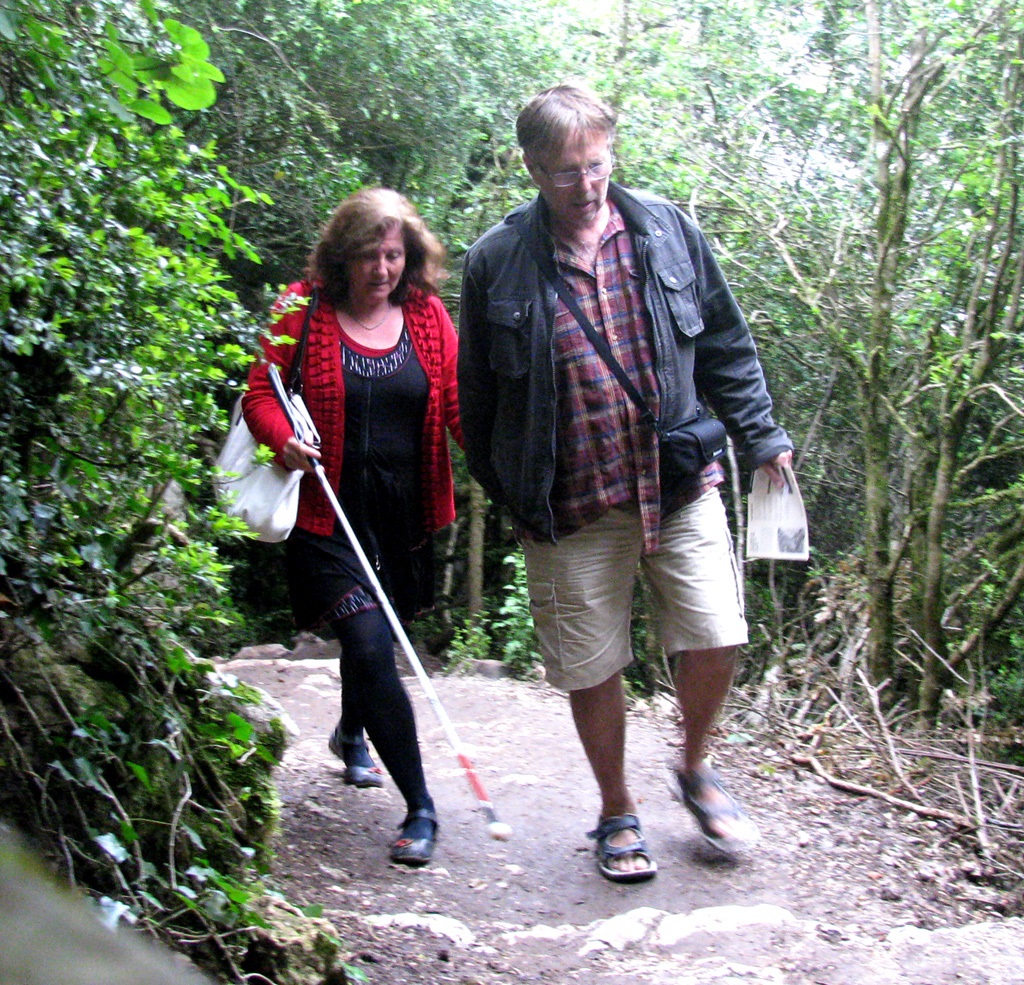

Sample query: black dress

[286,325,433,627]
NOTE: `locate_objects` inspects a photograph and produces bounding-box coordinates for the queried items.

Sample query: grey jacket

[457,183,792,541]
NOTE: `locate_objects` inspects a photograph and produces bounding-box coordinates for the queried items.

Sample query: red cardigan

[242,281,463,538]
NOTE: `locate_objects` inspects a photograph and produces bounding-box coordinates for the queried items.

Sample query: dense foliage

[168,0,567,301]
[0,0,318,978]
[0,0,261,659]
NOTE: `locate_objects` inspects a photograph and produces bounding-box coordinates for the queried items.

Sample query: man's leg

[521,508,654,878]
[569,673,630,813]
[569,672,652,876]
[673,645,757,846]
[649,490,756,848]
[673,646,736,773]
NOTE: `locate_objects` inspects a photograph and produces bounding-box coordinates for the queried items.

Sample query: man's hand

[758,450,793,490]
[282,436,321,473]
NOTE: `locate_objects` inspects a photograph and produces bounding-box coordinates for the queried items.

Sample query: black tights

[332,607,433,816]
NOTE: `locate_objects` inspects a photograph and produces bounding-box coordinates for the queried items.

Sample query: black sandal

[328,724,385,788]
[671,765,760,854]
[390,808,438,867]
[587,813,657,883]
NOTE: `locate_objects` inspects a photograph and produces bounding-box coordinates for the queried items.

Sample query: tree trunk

[862,406,895,683]
[915,32,1022,715]
[467,479,486,617]
[862,3,945,692]
[862,0,898,685]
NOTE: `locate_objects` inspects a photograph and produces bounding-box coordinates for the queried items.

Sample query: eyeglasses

[534,157,614,187]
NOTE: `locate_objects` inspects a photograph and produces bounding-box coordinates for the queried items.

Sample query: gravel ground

[221,645,1023,985]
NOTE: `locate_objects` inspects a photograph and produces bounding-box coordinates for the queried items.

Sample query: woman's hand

[282,436,321,473]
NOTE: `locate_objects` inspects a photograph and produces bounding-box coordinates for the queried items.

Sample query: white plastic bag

[214,397,303,543]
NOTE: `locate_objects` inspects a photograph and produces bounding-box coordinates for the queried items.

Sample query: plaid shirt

[549,204,723,552]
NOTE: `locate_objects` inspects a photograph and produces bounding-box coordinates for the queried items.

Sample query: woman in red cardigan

[243,188,462,866]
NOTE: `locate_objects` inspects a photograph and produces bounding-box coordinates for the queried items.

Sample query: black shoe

[390,808,438,867]
[328,724,385,788]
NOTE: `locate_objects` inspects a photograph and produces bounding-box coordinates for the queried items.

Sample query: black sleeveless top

[339,326,433,616]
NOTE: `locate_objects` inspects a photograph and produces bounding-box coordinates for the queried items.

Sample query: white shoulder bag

[214,290,320,542]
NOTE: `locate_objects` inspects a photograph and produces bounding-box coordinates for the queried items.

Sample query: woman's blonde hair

[306,188,447,307]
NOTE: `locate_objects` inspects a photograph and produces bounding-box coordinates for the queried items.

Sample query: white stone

[654,904,801,947]
[499,774,543,786]
[503,923,579,943]
[886,925,932,946]
[364,912,474,948]
[581,907,668,953]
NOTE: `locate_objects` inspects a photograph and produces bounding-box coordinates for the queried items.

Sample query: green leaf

[162,75,216,112]
[73,757,108,795]
[0,10,20,41]
[132,55,167,73]
[181,825,206,850]
[226,712,253,742]
[103,39,135,76]
[163,19,211,61]
[49,760,74,784]
[127,761,153,792]
[103,69,139,100]
[166,646,192,675]
[187,60,226,84]
[128,98,173,125]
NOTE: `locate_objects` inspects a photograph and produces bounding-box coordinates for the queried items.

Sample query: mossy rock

[241,895,349,985]
[5,640,130,733]
[1,630,294,981]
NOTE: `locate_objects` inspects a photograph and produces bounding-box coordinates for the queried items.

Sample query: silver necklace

[345,306,391,332]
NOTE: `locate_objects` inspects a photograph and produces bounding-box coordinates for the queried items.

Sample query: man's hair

[306,187,447,307]
[515,83,617,158]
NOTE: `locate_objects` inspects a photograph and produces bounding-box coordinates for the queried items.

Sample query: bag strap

[285,286,319,395]
[513,220,658,432]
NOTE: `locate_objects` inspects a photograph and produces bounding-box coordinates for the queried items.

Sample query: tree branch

[791,753,973,828]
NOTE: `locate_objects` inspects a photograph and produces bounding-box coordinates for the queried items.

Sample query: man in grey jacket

[458,84,793,882]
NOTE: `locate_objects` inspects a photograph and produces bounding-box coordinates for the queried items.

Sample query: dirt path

[221,644,1023,985]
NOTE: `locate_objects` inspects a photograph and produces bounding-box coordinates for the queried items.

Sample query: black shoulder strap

[286,286,319,395]
[512,220,657,431]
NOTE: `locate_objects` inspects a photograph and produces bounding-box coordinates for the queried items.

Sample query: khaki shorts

[522,490,748,691]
